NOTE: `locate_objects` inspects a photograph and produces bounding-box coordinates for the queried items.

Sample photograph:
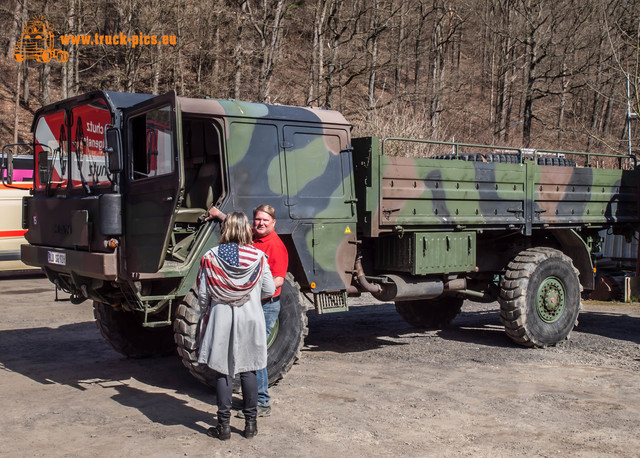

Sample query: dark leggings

[215,371,258,422]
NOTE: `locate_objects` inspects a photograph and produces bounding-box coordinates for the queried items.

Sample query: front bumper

[21,244,118,280]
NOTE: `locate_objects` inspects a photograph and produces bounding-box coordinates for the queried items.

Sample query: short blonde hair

[253,204,276,220]
[220,212,253,245]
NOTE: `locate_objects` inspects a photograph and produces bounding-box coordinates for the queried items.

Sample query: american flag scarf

[198,243,264,307]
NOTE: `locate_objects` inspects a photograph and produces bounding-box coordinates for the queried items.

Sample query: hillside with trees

[1,0,639,156]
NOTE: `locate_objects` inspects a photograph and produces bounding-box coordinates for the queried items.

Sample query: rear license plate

[47,251,66,265]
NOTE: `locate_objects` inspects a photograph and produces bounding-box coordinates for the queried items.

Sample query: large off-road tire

[499,247,581,348]
[93,302,176,358]
[173,273,309,388]
[267,273,309,385]
[173,291,211,385]
[395,296,464,329]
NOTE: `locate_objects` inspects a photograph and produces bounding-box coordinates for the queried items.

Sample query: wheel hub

[536,277,566,323]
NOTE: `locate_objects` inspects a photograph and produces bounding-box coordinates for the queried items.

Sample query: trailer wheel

[395,296,463,329]
[93,302,176,358]
[499,247,581,347]
[174,273,308,388]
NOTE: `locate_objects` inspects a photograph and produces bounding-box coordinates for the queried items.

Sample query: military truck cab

[23,92,186,292]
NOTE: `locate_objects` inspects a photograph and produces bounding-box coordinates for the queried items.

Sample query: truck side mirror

[37,150,49,184]
[0,152,6,185]
[104,128,123,173]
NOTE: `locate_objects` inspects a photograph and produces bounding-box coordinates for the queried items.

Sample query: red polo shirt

[252,231,288,296]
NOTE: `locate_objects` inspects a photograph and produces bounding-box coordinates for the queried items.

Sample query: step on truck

[16,90,640,387]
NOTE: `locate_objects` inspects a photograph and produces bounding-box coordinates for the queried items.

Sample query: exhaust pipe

[373,275,467,302]
[354,256,382,294]
[354,256,467,302]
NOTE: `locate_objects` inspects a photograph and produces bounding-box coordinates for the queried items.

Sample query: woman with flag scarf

[197,212,275,440]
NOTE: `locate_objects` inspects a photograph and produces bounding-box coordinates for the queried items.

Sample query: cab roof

[32,90,351,131]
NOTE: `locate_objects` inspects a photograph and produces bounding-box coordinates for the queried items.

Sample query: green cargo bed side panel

[355,136,640,235]
[533,165,639,226]
[378,156,526,229]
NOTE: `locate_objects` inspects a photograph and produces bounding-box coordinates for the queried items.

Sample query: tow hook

[70,285,89,305]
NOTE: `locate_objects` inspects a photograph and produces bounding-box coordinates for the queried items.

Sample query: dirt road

[1,275,639,457]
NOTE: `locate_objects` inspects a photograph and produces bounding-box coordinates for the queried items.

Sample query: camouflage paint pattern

[178,96,357,293]
[17,91,640,317]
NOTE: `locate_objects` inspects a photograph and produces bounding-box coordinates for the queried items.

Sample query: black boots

[208,419,256,440]
[208,421,231,441]
[244,419,258,439]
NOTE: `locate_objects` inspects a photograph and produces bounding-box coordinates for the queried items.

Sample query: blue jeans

[257,299,280,407]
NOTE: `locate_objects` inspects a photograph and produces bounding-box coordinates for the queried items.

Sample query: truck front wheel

[395,296,463,329]
[266,273,309,385]
[173,273,308,388]
[93,302,176,358]
[499,247,581,347]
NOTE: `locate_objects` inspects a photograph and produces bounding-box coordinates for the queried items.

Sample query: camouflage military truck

[17,90,639,387]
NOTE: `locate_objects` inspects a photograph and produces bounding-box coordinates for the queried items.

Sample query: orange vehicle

[13,17,69,64]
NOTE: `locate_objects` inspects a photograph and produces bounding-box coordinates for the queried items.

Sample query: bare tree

[428,0,462,135]
[13,62,22,143]
[307,0,330,106]
[6,0,25,60]
[241,0,291,102]
[233,6,245,99]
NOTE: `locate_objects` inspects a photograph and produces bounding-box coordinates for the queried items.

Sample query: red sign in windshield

[34,98,112,190]
[70,101,112,187]
[34,110,66,189]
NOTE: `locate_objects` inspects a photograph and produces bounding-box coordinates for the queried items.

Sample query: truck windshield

[34,98,113,192]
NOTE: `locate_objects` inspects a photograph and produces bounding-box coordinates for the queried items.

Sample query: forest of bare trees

[1,0,639,155]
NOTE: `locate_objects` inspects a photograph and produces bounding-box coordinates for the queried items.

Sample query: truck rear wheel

[93,302,176,358]
[395,296,463,329]
[499,247,581,347]
[173,273,308,388]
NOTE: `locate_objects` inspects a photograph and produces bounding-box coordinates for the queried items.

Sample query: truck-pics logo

[13,15,69,64]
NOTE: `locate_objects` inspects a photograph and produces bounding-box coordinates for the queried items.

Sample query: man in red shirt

[206,204,288,417]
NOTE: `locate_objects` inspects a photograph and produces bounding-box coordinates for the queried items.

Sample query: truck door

[283,126,354,219]
[123,92,182,273]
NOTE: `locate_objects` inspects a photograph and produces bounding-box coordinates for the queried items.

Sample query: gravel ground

[1,275,639,457]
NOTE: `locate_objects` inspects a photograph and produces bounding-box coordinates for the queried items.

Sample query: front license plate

[48,251,66,266]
